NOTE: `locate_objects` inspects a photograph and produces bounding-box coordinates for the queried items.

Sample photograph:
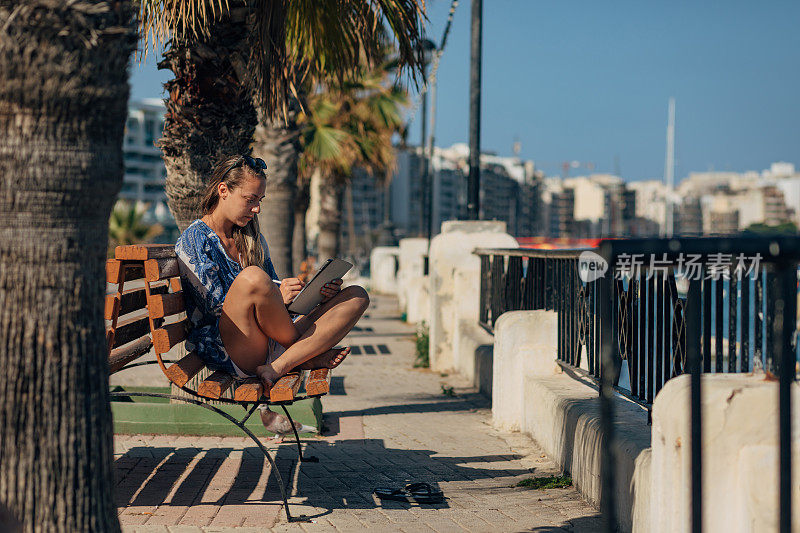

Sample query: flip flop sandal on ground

[373,482,444,504]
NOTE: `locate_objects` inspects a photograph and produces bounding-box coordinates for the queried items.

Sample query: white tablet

[287,258,353,315]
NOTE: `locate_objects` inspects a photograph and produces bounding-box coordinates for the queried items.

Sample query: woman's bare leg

[219,266,301,374]
[219,265,369,378]
[255,286,369,385]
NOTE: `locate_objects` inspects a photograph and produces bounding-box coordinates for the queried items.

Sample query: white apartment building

[121,99,176,237]
[564,175,620,224]
[673,163,797,234]
[627,180,667,234]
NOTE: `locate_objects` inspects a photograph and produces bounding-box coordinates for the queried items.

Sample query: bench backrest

[105,244,329,402]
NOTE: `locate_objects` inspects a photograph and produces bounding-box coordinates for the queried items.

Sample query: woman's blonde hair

[199,155,266,269]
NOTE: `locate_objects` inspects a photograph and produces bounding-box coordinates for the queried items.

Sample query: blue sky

[129,0,800,182]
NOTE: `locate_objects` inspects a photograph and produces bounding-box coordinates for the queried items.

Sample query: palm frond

[286,0,425,90]
[299,57,407,186]
[108,200,164,246]
[248,0,289,118]
[138,0,232,50]
[138,0,425,118]
[306,126,349,162]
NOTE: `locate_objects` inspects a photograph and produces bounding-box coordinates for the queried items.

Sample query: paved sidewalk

[116,293,601,532]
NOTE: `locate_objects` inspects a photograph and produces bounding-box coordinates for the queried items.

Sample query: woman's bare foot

[255,362,281,389]
[256,347,350,389]
[295,347,351,371]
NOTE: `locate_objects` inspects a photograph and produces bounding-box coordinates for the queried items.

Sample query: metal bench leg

[111,392,297,522]
[280,404,319,463]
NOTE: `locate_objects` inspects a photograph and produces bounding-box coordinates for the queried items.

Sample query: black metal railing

[476,244,792,410]
[476,248,587,332]
[477,237,800,533]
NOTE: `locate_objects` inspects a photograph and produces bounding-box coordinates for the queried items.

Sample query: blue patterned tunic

[175,219,280,375]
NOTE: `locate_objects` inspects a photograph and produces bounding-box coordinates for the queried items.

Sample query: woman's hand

[279,277,305,305]
[320,278,343,303]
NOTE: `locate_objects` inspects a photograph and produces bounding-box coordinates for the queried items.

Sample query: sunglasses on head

[222,155,267,179]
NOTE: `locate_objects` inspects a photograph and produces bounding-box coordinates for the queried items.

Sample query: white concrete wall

[492,311,560,431]
[428,221,517,377]
[406,275,430,325]
[651,374,800,532]
[492,310,651,532]
[397,238,428,313]
[369,246,399,295]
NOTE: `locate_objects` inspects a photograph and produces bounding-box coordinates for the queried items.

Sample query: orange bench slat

[305,368,331,397]
[144,257,180,281]
[108,335,152,374]
[164,352,205,387]
[111,314,150,349]
[104,295,120,321]
[233,378,263,402]
[120,288,148,316]
[169,277,182,292]
[269,372,304,402]
[197,370,234,399]
[152,319,187,354]
[115,244,177,261]
[106,260,145,285]
[148,292,185,319]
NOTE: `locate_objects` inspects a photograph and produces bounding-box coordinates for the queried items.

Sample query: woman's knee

[237,266,279,298]
[340,285,370,313]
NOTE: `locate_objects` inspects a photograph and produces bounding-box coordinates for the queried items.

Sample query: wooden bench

[106,243,330,521]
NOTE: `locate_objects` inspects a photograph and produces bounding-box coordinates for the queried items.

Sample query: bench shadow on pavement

[115,445,295,513]
[115,435,587,522]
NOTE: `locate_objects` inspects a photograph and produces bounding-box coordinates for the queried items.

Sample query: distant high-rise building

[621,189,637,237]
[339,167,386,260]
[122,99,178,242]
[762,186,791,226]
[386,144,542,240]
[675,198,703,236]
[708,210,740,235]
[549,189,575,238]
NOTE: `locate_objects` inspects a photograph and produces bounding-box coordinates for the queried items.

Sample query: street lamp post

[467,0,482,220]
[425,68,437,241]
[418,38,436,237]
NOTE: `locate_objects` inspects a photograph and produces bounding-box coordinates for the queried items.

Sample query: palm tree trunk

[317,175,344,262]
[252,102,300,278]
[0,2,136,531]
[158,4,257,232]
[293,176,311,275]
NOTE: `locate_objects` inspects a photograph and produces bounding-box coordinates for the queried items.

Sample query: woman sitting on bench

[175,154,369,388]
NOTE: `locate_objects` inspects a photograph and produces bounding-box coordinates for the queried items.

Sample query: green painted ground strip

[110,386,322,437]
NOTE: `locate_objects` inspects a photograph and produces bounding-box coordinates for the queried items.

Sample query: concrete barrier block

[492,311,560,431]
[398,238,428,311]
[631,447,652,533]
[370,246,399,295]
[428,220,517,375]
[453,317,493,386]
[491,309,652,532]
[406,275,430,324]
[651,374,800,532]
[521,374,650,532]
